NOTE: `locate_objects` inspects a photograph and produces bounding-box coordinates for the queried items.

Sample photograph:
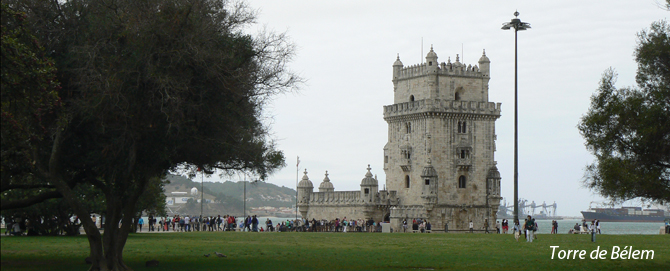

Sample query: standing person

[483,219,489,234]
[525,215,534,242]
[402,219,408,232]
[590,220,596,242]
[523,219,528,240]
[496,220,500,234]
[251,215,259,232]
[342,217,348,233]
[513,220,520,241]
[502,219,508,234]
[244,216,252,232]
[555,220,559,234]
[217,215,222,231]
[138,217,144,232]
[596,220,601,234]
[184,215,190,232]
[469,220,474,233]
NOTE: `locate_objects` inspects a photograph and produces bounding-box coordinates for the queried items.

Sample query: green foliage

[579,20,670,204]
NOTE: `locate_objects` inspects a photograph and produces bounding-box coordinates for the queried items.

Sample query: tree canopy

[578,19,670,205]
[1,1,297,270]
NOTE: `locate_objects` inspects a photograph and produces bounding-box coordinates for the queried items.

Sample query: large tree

[1,1,297,270]
[578,19,670,205]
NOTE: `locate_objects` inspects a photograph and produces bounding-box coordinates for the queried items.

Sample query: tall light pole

[502,11,530,224]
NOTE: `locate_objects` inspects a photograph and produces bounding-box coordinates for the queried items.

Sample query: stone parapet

[383,99,501,120]
[396,63,484,81]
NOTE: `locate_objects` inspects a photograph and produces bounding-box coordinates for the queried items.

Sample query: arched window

[458,121,462,133]
[405,175,410,188]
[462,121,467,133]
[455,92,460,101]
[410,95,415,102]
[458,176,466,188]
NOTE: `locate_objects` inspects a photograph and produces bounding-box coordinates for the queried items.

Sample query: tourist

[138,217,144,232]
[533,220,538,240]
[523,219,528,239]
[158,218,163,232]
[469,220,474,233]
[426,221,431,232]
[252,215,259,232]
[513,220,520,241]
[342,217,348,233]
[185,215,191,232]
[217,215,222,231]
[590,220,596,242]
[496,220,500,234]
[502,219,508,234]
[524,216,534,242]
[483,219,489,233]
[596,220,601,234]
[402,219,408,232]
[419,220,425,233]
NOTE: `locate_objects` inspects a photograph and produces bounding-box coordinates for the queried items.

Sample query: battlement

[397,62,483,80]
[308,191,367,204]
[383,99,501,120]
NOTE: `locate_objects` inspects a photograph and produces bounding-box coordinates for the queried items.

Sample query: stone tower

[385,47,502,231]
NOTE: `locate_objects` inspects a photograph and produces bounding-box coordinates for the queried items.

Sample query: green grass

[1,232,669,270]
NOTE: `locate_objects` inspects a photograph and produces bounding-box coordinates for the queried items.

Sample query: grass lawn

[1,232,669,270]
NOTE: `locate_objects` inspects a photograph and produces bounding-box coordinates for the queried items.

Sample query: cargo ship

[581,206,670,222]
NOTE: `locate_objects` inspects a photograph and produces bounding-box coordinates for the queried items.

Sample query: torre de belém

[297,47,502,231]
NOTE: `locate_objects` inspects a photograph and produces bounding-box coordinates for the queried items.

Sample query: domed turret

[420,159,438,178]
[487,164,501,180]
[393,54,404,80]
[298,169,314,189]
[190,187,198,196]
[318,171,334,192]
[360,165,378,186]
[478,49,490,77]
[425,45,438,70]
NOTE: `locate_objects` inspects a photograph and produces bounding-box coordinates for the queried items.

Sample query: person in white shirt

[469,221,474,233]
[184,216,191,232]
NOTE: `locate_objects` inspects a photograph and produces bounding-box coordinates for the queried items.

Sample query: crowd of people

[128,215,389,233]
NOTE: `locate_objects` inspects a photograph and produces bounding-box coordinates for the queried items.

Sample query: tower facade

[385,47,502,230]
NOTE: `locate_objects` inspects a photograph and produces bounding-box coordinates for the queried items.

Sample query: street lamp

[502,11,530,224]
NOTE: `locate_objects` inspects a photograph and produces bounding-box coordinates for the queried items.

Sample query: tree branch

[0,190,62,210]
[1,184,56,192]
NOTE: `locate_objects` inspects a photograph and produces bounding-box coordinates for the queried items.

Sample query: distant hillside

[163,174,296,216]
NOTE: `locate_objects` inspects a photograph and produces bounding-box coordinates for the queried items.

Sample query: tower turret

[425,45,438,72]
[420,159,438,212]
[478,49,490,77]
[393,54,403,82]
[318,171,334,192]
[360,165,378,202]
[297,169,314,218]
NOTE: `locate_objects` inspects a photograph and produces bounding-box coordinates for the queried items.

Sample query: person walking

[138,217,144,232]
[525,216,534,242]
[513,220,520,241]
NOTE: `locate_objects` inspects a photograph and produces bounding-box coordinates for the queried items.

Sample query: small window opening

[429,61,433,66]
[462,121,467,133]
[425,179,430,185]
[410,95,414,102]
[458,176,466,188]
[384,156,389,163]
[405,176,410,188]
[364,188,369,194]
[461,150,466,159]
[455,92,460,101]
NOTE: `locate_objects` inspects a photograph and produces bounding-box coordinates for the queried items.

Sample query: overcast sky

[196,0,667,216]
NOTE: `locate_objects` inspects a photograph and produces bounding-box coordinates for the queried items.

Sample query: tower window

[458,176,466,188]
[458,121,467,133]
[406,122,411,134]
[364,188,369,194]
[425,179,430,185]
[461,150,466,159]
[429,61,433,66]
[405,176,410,188]
[455,92,460,101]
[410,95,414,102]
[384,156,388,163]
